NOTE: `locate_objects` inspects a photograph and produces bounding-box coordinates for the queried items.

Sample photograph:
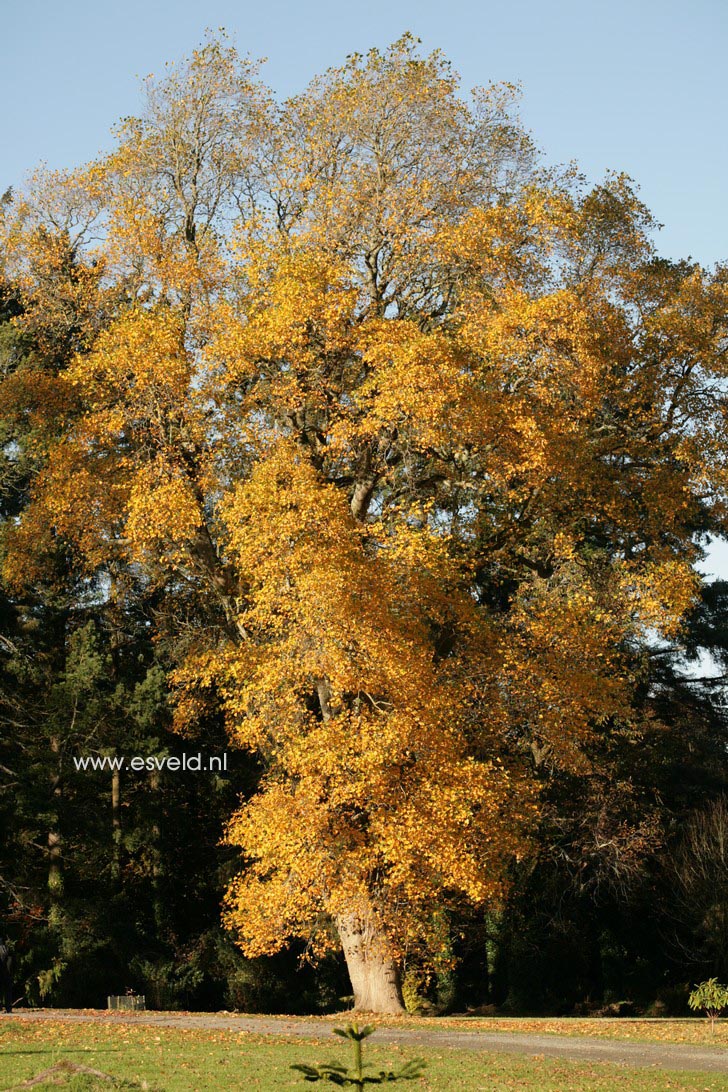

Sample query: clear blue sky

[2,0,728,575]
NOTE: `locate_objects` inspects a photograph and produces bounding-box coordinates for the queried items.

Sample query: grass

[0,1018,726,1092]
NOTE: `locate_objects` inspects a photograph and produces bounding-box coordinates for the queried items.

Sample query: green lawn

[0,1019,725,1092]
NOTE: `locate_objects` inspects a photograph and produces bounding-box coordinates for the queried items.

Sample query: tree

[688,978,728,1033]
[670,798,728,978]
[3,35,728,1012]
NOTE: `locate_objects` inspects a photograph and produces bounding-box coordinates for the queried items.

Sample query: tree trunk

[47,829,62,894]
[47,734,64,928]
[148,768,164,931]
[111,763,121,880]
[336,911,405,1014]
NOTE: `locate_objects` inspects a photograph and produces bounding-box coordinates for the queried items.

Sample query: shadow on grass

[0,1050,120,1057]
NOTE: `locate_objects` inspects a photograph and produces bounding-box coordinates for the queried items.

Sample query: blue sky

[2,0,728,574]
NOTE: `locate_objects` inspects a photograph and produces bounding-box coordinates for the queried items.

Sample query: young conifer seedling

[291,1023,426,1089]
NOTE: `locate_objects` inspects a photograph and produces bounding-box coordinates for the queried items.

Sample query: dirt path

[5,1008,728,1075]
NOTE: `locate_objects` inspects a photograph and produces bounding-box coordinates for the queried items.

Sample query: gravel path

[5,1008,728,1075]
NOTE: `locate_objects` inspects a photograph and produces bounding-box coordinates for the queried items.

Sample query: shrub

[687,978,728,1033]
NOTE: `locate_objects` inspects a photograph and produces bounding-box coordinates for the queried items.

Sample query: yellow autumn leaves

[2,33,726,979]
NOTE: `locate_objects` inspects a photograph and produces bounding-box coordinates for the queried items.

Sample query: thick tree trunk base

[336,912,405,1014]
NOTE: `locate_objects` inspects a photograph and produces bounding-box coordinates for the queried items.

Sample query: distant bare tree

[669,797,728,976]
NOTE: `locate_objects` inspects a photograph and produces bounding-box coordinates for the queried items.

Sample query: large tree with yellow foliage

[2,34,727,1011]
